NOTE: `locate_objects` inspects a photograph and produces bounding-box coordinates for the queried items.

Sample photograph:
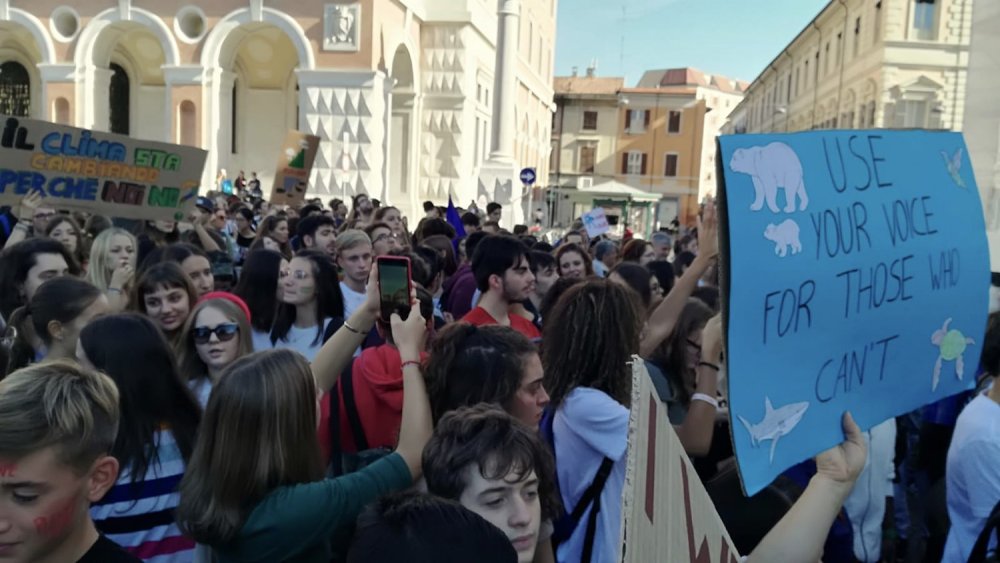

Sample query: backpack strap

[575,457,614,563]
[967,499,1000,563]
[341,363,369,451]
[542,407,614,562]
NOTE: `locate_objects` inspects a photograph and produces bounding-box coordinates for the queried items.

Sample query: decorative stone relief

[323,3,360,52]
[301,79,389,199]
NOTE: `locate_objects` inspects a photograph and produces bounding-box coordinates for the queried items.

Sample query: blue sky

[555,0,829,85]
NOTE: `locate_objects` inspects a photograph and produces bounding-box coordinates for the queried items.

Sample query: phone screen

[378,258,411,321]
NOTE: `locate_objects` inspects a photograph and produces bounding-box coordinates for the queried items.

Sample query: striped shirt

[91,430,195,563]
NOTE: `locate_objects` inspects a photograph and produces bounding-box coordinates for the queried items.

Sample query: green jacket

[213,453,410,562]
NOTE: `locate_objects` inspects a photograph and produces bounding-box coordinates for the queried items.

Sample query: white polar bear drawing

[729,142,808,213]
[764,219,802,257]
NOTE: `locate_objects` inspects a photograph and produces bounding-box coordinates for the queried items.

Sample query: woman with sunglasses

[179,295,254,406]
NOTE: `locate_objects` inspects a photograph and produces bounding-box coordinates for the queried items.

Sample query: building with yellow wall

[616,68,745,229]
[727,0,972,135]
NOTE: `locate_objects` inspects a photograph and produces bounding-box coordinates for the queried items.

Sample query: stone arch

[201,10,309,192]
[7,8,55,64]
[200,7,314,70]
[388,43,417,207]
[73,7,179,69]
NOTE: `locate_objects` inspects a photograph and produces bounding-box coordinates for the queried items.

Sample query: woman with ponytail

[3,277,108,376]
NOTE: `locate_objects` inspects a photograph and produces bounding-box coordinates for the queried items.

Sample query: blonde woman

[178,296,255,406]
[87,228,137,311]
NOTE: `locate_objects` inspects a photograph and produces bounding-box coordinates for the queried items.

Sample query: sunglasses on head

[192,323,239,344]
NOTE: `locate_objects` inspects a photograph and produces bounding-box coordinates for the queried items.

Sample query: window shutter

[643,110,651,128]
[622,153,629,173]
[641,153,648,175]
[625,110,632,131]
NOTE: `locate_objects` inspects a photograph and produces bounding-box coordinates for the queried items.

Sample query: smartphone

[377,256,413,321]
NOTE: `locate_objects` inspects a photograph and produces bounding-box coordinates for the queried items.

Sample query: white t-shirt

[341,281,366,318]
[270,319,334,362]
[251,328,273,353]
[188,377,212,408]
[553,387,629,563]
[943,392,1000,562]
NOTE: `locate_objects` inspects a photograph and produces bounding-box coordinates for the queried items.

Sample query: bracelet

[342,320,365,334]
[698,361,720,371]
[14,223,29,231]
[691,393,719,409]
[108,287,123,294]
[401,360,421,370]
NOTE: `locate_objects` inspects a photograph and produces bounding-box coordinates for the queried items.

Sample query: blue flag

[446,196,467,239]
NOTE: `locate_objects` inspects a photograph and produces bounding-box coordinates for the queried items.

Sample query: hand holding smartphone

[376,256,413,321]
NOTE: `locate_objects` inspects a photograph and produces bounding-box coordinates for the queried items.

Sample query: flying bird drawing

[941,148,967,189]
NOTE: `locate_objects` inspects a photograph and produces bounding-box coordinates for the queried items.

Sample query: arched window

[109,63,130,135]
[0,61,31,117]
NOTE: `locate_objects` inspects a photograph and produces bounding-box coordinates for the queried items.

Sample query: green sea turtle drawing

[931,318,975,391]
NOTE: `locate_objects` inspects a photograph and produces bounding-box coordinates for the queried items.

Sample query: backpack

[540,407,614,563]
[968,499,1000,563]
[326,359,392,477]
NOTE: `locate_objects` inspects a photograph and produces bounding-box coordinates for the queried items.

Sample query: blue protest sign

[520,167,536,185]
[717,130,989,495]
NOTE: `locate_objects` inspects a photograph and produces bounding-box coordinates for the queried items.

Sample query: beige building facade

[0,0,556,220]
[727,0,972,135]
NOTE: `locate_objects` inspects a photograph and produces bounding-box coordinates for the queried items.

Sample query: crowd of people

[0,187,996,563]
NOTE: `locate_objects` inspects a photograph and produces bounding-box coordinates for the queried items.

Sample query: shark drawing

[737,397,810,464]
[940,148,967,189]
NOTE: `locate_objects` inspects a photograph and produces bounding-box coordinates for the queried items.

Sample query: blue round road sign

[519,167,536,185]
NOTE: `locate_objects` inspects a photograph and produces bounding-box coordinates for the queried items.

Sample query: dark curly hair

[542,280,643,408]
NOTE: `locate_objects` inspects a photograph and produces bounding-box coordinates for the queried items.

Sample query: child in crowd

[0,360,140,562]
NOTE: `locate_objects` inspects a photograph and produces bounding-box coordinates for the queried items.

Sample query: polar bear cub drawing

[729,142,808,213]
[764,219,801,257]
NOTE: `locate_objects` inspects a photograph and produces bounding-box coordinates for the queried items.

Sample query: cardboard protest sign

[0,116,207,221]
[621,358,740,562]
[270,131,320,207]
[717,131,989,495]
[582,207,610,238]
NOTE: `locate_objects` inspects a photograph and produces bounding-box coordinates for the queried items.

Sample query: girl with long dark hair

[44,214,88,270]
[233,249,287,351]
[265,250,344,361]
[79,313,202,562]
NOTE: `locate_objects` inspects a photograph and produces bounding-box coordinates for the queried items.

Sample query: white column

[489,0,520,163]
[87,67,113,131]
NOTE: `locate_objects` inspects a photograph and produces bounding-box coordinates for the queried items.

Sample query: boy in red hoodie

[318,288,435,466]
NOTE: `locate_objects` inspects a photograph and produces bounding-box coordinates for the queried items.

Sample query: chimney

[571,66,578,77]
[586,59,597,78]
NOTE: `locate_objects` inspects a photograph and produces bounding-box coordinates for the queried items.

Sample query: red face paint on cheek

[0,463,16,477]
[33,496,77,537]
